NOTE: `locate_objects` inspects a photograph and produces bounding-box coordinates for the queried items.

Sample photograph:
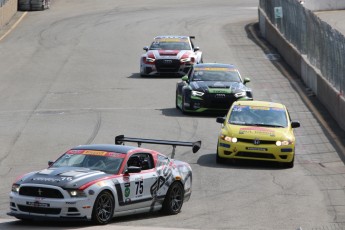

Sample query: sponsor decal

[32,177,64,182]
[155,37,188,42]
[27,201,50,208]
[249,106,269,110]
[125,187,130,197]
[97,181,106,186]
[66,201,77,205]
[124,182,130,188]
[83,150,108,156]
[239,127,275,137]
[246,147,267,151]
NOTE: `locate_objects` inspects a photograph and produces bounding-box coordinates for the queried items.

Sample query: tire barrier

[18,0,49,11]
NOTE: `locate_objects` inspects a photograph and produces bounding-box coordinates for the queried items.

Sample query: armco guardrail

[0,0,17,29]
[259,0,345,131]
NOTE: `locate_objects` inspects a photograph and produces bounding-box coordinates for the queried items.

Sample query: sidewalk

[314,10,345,35]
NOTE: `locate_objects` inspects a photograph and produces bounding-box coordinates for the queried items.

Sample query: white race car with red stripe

[140,35,203,77]
[8,135,201,225]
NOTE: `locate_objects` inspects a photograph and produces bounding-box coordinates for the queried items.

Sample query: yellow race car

[216,100,300,168]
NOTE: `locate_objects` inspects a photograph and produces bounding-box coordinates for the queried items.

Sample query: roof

[71,144,137,154]
[154,35,190,40]
[194,63,237,69]
[233,100,286,109]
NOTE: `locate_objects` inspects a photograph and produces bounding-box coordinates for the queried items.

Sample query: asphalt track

[1,1,345,229]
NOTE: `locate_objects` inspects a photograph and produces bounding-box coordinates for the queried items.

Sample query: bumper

[217,138,295,163]
[181,94,252,113]
[8,192,93,221]
[141,62,191,77]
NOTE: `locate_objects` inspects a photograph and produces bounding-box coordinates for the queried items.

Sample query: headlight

[146,57,155,63]
[11,184,20,193]
[234,91,246,98]
[276,140,292,146]
[67,189,87,198]
[192,90,204,97]
[221,135,237,143]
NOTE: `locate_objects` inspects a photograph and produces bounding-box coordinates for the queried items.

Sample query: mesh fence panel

[260,0,345,93]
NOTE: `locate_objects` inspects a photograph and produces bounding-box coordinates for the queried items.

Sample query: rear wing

[115,135,201,159]
[189,36,195,39]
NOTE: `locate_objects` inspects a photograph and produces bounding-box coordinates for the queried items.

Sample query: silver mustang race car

[8,135,201,225]
[140,35,203,77]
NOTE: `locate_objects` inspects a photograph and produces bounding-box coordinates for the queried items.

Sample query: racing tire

[91,191,115,225]
[162,182,184,215]
[175,92,179,109]
[181,95,187,114]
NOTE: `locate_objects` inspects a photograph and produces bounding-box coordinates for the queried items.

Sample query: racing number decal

[135,181,144,195]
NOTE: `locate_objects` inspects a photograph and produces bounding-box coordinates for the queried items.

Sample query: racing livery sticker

[239,127,275,137]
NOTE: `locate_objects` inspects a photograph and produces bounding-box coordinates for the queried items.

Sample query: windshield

[229,105,288,127]
[51,150,125,174]
[191,68,241,82]
[150,41,191,50]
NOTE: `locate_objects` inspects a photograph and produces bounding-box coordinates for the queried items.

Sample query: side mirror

[291,121,300,128]
[143,46,149,51]
[126,166,142,174]
[243,78,250,84]
[181,75,188,81]
[48,161,54,167]
[216,117,226,124]
[194,47,200,52]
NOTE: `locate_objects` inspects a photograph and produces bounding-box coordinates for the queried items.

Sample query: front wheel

[175,92,179,109]
[162,182,184,215]
[92,191,115,225]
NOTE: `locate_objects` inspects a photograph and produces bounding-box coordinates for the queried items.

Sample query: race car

[216,100,300,168]
[140,35,203,77]
[8,135,201,225]
[176,63,253,113]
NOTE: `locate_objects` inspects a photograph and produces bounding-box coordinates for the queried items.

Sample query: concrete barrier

[0,0,17,29]
[258,7,345,131]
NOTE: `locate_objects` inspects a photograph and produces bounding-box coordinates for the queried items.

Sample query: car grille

[204,93,237,109]
[236,151,276,159]
[18,205,61,215]
[155,59,180,73]
[237,138,276,145]
[19,186,64,199]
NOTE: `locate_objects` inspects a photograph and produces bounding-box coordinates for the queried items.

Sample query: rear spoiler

[189,36,195,39]
[115,135,201,159]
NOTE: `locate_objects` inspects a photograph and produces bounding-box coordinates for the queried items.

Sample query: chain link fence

[259,0,345,94]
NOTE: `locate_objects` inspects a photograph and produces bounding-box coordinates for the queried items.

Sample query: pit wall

[258,0,345,131]
[0,0,17,29]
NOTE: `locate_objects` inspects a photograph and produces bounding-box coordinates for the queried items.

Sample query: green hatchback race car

[176,63,253,113]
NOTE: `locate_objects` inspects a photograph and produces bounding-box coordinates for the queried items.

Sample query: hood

[190,81,250,93]
[151,50,193,59]
[16,167,109,189]
[228,125,293,140]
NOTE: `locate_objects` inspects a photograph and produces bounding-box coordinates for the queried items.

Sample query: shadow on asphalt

[159,107,227,118]
[197,153,288,170]
[128,72,182,79]
[1,211,165,229]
